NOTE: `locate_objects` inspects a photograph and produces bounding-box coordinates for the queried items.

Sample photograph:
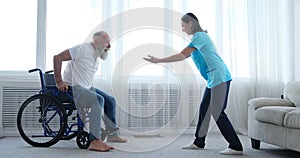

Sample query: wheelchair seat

[43,72,75,105]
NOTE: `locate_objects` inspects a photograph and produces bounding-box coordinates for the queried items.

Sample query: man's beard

[95,45,109,60]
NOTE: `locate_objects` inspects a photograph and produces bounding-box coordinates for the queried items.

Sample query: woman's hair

[181,13,207,34]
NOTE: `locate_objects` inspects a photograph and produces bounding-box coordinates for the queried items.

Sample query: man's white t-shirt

[63,43,99,89]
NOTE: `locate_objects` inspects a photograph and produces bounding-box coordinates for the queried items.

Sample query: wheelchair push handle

[29,68,53,73]
[29,68,44,88]
[45,70,54,74]
[28,68,41,73]
[28,68,54,89]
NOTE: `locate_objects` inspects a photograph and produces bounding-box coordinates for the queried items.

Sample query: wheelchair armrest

[45,85,57,89]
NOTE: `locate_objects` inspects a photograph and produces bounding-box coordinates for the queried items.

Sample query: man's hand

[56,81,69,92]
[143,55,160,63]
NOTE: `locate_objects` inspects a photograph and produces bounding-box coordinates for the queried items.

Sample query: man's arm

[53,49,72,92]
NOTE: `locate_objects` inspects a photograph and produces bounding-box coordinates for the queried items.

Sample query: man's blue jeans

[193,81,243,151]
[92,87,117,131]
[72,85,117,140]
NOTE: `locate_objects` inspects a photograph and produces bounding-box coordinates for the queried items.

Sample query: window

[0,0,37,71]
[0,0,220,78]
[119,29,164,76]
[46,0,102,71]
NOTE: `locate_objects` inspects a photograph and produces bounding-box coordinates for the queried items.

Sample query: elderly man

[53,31,127,152]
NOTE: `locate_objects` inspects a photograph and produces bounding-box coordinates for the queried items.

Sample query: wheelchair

[16,68,115,149]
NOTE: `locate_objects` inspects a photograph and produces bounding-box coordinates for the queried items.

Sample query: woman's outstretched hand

[143,55,160,63]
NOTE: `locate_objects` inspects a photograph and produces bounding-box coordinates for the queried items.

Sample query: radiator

[116,83,202,134]
[0,80,202,136]
[0,80,40,136]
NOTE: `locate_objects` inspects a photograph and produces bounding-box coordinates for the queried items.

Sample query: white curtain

[215,0,294,134]
[92,0,295,135]
[44,0,295,135]
[90,0,204,134]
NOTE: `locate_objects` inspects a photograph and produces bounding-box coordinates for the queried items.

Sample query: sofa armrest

[248,97,294,109]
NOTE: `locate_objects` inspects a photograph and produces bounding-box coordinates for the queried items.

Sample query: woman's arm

[143,47,195,63]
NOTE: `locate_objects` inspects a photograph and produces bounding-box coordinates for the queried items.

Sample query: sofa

[248,81,300,152]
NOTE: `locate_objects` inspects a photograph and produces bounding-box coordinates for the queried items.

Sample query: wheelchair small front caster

[76,131,90,149]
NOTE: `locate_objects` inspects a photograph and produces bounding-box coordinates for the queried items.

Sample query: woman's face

[181,20,192,35]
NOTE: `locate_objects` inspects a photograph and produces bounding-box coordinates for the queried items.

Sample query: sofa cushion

[248,97,294,109]
[284,109,300,129]
[255,106,296,126]
[284,81,300,107]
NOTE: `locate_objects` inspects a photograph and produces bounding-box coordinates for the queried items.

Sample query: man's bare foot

[88,139,114,152]
[107,135,128,143]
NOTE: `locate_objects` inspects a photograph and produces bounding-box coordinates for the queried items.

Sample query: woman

[143,13,243,155]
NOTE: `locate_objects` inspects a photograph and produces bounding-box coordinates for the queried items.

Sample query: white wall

[295,0,300,80]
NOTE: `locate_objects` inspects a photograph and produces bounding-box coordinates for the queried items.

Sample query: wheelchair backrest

[28,68,74,104]
[44,73,56,88]
[43,72,74,104]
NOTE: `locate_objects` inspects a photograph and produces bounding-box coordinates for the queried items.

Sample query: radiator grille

[1,82,202,136]
[119,83,201,132]
[2,87,39,129]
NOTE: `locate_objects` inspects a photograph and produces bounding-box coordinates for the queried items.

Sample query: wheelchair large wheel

[17,94,67,147]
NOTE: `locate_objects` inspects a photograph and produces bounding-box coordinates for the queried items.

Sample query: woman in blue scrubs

[143,13,243,155]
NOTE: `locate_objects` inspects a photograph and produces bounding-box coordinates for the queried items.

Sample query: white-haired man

[54,31,127,152]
